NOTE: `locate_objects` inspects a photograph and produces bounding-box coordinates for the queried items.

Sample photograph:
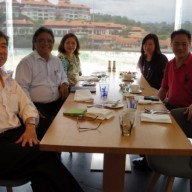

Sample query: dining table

[40,71,192,192]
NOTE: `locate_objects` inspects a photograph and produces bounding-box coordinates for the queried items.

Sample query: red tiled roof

[57,2,90,9]
[44,20,126,29]
[20,0,53,6]
[159,38,170,47]
[128,33,147,39]
[3,19,33,25]
[131,26,146,32]
[88,34,138,45]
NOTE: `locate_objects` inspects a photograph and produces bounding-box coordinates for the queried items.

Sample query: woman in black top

[133,34,169,170]
[137,33,168,90]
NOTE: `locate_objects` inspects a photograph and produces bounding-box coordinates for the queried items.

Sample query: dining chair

[146,155,192,192]
[0,177,30,192]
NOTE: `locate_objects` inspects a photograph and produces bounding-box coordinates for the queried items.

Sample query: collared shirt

[15,51,69,103]
[161,53,192,107]
[0,68,39,133]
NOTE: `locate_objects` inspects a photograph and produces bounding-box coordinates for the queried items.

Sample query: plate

[122,78,134,82]
[104,103,124,109]
[81,81,96,86]
[129,89,142,94]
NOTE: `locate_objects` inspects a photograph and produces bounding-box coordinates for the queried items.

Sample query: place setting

[119,71,137,82]
[120,83,143,95]
[120,71,137,78]
[87,81,124,109]
[129,84,142,94]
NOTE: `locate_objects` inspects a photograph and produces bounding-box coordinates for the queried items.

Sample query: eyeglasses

[36,39,53,44]
[76,115,102,132]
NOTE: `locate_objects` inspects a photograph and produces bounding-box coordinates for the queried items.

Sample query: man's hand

[184,104,192,121]
[15,124,40,147]
[59,83,69,100]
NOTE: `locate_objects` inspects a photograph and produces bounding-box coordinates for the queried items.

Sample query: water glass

[119,108,136,136]
[99,82,109,97]
[126,98,137,109]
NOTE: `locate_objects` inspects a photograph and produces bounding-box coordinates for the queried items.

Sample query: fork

[144,108,170,114]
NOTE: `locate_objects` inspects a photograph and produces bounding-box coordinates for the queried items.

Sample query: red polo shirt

[161,53,192,107]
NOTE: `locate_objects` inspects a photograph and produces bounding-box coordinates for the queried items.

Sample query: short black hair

[32,26,54,50]
[171,29,191,42]
[0,31,9,46]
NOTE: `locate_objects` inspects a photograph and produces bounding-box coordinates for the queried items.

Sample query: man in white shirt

[0,30,84,192]
[15,27,69,138]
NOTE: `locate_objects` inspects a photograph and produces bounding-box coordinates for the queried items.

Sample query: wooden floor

[0,153,189,192]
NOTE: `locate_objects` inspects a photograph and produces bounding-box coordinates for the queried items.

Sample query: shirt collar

[33,50,53,61]
[0,68,10,80]
[173,52,191,68]
[183,52,192,65]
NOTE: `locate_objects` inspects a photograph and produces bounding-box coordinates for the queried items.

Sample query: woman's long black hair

[140,33,161,67]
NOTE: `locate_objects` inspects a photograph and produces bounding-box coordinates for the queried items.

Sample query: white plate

[129,89,142,94]
[104,103,124,109]
[122,78,134,82]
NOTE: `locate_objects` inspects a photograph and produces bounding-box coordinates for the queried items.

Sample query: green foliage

[182,21,192,32]
[93,13,137,26]
[92,13,192,38]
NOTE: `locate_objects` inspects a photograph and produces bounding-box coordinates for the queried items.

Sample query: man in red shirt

[158,28,192,138]
[133,29,192,171]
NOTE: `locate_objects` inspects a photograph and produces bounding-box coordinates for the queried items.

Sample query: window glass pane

[1,0,189,74]
[181,0,192,32]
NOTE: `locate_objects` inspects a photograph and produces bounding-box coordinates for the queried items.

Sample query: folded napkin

[134,95,161,104]
[76,76,99,82]
[188,138,192,144]
[138,100,161,104]
[86,107,114,120]
[141,113,172,123]
[74,89,94,103]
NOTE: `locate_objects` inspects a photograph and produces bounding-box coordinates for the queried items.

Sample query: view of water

[5,49,174,76]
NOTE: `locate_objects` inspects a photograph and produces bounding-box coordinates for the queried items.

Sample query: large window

[1,0,191,74]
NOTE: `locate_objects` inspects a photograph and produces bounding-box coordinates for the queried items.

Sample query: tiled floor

[0,153,189,192]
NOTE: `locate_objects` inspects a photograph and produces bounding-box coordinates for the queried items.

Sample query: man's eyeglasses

[76,115,102,132]
[36,39,53,44]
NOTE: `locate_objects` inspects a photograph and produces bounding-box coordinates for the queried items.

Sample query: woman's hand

[15,124,40,147]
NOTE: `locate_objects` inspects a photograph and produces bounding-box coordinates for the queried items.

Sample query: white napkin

[74,89,94,103]
[141,113,172,123]
[76,76,99,82]
[138,100,161,104]
[86,107,114,120]
[134,95,161,104]
[188,138,192,144]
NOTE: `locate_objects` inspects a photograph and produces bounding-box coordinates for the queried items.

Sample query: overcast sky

[50,0,192,23]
